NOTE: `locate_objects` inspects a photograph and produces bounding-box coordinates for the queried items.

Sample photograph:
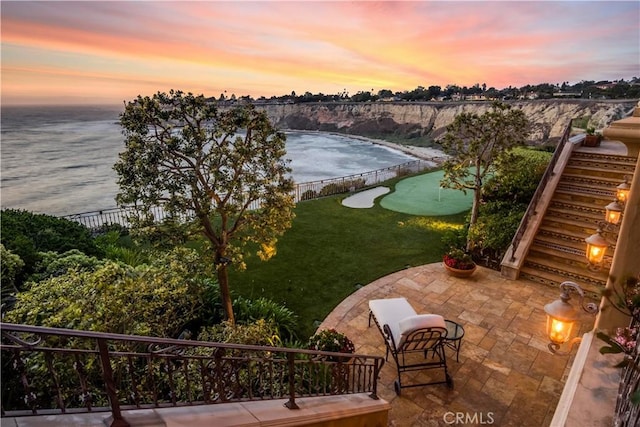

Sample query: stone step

[535,227,617,252]
[552,188,617,207]
[549,199,610,217]
[522,256,608,296]
[568,152,637,169]
[561,172,627,188]
[570,151,637,165]
[559,175,620,195]
[541,213,604,236]
[528,241,613,270]
[519,266,604,298]
[546,203,607,224]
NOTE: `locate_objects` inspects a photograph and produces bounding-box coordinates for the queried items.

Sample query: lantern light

[544,281,599,355]
[585,227,608,266]
[616,177,631,204]
[604,200,623,225]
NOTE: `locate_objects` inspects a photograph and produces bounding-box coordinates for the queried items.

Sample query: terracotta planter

[583,135,602,147]
[443,262,477,278]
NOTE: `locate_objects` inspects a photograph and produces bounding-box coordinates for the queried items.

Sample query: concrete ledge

[3,394,391,427]
[550,331,621,426]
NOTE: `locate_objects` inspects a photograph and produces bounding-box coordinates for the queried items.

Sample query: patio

[318,262,596,426]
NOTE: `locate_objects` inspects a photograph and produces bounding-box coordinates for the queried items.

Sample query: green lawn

[228,175,468,339]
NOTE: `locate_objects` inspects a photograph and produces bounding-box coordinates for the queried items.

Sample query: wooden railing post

[284,352,299,409]
[96,339,130,427]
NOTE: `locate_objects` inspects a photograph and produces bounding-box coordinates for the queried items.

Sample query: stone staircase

[519,148,637,297]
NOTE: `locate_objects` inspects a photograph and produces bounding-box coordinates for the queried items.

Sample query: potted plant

[584,126,602,147]
[308,328,355,361]
[442,248,477,277]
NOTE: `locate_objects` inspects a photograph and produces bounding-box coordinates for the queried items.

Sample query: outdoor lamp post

[544,281,599,354]
[617,176,631,204]
[604,199,624,225]
[585,226,608,268]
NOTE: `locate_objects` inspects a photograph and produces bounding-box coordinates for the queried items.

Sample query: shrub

[234,296,298,341]
[94,230,150,266]
[443,248,476,270]
[29,249,107,283]
[4,247,207,338]
[1,244,23,308]
[0,209,102,288]
[300,189,318,201]
[308,329,355,354]
[198,319,282,347]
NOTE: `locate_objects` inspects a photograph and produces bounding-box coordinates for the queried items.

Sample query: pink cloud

[1,1,638,104]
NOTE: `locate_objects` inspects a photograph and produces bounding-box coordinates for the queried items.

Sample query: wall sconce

[616,176,631,204]
[604,199,623,225]
[544,281,599,355]
[585,225,609,269]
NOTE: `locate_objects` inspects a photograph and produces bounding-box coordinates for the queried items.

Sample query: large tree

[114,90,295,324]
[439,102,530,250]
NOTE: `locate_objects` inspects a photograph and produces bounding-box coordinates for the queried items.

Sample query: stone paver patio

[318,263,596,426]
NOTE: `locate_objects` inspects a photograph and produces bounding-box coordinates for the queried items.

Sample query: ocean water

[1,105,415,216]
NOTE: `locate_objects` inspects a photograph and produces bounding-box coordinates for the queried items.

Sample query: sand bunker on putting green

[342,186,391,208]
[380,170,473,216]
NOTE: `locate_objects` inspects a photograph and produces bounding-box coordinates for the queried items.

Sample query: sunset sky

[2,1,639,106]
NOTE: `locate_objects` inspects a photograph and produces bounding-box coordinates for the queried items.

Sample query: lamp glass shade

[547,316,574,345]
[585,232,607,264]
[604,201,622,225]
[544,298,578,345]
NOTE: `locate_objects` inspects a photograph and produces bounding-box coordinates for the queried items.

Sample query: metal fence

[614,318,640,426]
[63,159,441,231]
[1,323,384,426]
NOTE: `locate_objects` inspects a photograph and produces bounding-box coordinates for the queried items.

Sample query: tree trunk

[216,264,235,324]
[466,165,483,251]
[466,190,481,252]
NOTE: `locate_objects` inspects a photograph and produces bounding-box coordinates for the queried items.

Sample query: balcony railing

[1,323,384,427]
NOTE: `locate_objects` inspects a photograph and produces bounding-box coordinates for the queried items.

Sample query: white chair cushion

[369,298,417,347]
[397,314,446,349]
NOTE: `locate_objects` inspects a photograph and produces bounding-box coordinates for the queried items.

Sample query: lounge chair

[368,297,453,394]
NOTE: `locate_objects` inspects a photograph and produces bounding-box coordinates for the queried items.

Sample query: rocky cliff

[257,100,637,145]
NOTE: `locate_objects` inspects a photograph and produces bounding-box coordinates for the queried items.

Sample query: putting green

[380,169,473,216]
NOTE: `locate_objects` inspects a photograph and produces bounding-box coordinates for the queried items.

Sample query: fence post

[97,339,130,427]
[369,359,382,400]
[284,352,299,409]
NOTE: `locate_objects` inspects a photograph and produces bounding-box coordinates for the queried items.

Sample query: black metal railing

[508,121,575,262]
[614,319,640,426]
[63,159,441,231]
[1,323,384,426]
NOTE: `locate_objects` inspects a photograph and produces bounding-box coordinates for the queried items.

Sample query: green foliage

[29,249,106,283]
[234,296,298,341]
[300,189,318,201]
[467,204,525,263]
[438,102,531,239]
[94,230,150,266]
[466,147,551,264]
[4,247,207,338]
[0,209,102,287]
[198,319,282,347]
[115,90,296,323]
[1,244,23,307]
[442,248,475,270]
[318,179,366,197]
[308,329,355,354]
[483,147,551,204]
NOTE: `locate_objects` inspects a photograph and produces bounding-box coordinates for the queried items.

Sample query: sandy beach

[341,134,449,163]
